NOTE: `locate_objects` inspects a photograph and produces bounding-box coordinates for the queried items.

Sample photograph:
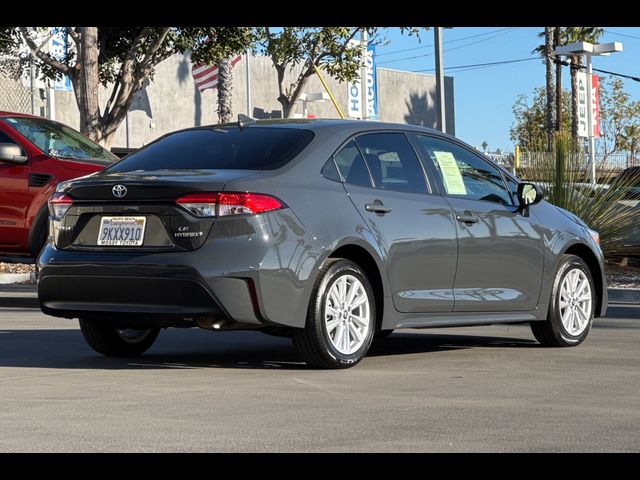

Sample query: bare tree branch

[140,27,170,69]
[18,27,70,74]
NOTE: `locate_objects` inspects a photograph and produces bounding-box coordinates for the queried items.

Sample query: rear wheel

[28,208,49,258]
[292,259,375,369]
[531,254,595,347]
[79,318,160,356]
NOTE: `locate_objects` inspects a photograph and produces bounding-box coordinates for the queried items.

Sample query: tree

[255,27,365,118]
[536,27,603,139]
[553,28,563,133]
[534,27,560,138]
[543,27,555,140]
[255,27,423,118]
[0,27,253,147]
[216,58,233,123]
[599,77,640,161]
[510,86,571,150]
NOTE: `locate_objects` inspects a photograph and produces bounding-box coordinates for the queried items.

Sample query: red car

[0,112,116,257]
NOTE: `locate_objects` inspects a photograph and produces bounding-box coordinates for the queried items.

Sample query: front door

[0,129,29,248]
[335,133,458,313]
[414,134,544,312]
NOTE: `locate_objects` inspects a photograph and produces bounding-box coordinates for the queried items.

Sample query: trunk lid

[53,169,258,252]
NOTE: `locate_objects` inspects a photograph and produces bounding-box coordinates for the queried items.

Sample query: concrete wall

[50,54,455,148]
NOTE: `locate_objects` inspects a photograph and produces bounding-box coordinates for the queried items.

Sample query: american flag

[192,55,242,93]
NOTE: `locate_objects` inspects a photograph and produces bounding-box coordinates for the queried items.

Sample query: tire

[531,254,595,347]
[28,207,49,258]
[374,329,394,340]
[292,259,375,369]
[79,318,160,356]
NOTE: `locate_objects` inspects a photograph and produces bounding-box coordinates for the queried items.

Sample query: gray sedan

[38,119,606,368]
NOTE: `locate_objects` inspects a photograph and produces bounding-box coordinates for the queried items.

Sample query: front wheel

[292,259,375,369]
[531,254,595,347]
[79,318,160,356]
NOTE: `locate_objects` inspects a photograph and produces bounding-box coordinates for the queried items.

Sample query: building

[1,53,455,149]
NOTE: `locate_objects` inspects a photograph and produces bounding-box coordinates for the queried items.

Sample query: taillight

[176,192,285,217]
[48,192,73,219]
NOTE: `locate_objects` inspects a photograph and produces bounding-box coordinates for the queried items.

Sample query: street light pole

[554,41,623,188]
[434,27,446,133]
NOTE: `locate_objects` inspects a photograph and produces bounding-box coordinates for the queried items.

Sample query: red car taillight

[48,192,74,219]
[175,192,285,217]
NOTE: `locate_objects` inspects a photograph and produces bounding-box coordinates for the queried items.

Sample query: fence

[0,57,33,114]
[518,151,639,174]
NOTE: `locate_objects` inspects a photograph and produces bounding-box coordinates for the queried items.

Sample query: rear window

[107,127,314,173]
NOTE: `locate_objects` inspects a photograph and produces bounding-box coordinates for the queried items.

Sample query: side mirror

[517,182,542,207]
[0,143,27,164]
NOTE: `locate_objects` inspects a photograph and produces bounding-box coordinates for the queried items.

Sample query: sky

[375,27,640,153]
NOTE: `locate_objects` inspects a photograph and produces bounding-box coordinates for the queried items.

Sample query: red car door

[0,128,29,247]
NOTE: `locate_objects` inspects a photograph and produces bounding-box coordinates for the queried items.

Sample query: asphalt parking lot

[0,304,639,452]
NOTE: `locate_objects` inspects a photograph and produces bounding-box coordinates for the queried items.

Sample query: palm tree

[563,27,604,139]
[536,27,604,141]
[217,57,233,123]
[534,27,559,143]
[553,28,563,133]
[544,28,555,141]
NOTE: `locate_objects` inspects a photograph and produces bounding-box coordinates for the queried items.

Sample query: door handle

[456,213,480,224]
[365,202,392,214]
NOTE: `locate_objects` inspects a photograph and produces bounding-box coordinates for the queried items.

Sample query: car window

[0,130,15,144]
[333,140,372,188]
[1,116,116,163]
[108,127,313,172]
[354,133,427,194]
[416,135,513,206]
[504,175,519,205]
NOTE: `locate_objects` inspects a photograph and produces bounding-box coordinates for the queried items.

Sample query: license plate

[97,216,146,246]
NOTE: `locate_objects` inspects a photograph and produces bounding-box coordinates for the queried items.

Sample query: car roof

[0,111,42,119]
[180,118,462,142]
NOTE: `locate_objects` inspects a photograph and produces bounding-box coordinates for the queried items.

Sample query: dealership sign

[576,72,600,138]
[347,44,378,119]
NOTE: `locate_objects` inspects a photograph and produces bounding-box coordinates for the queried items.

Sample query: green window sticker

[433,151,466,195]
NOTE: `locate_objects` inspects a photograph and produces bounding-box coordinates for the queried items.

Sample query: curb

[0,273,32,284]
[0,272,36,284]
[607,288,640,305]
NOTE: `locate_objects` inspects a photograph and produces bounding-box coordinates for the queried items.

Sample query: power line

[603,29,640,41]
[407,54,640,83]
[376,27,516,57]
[415,57,537,73]
[378,28,520,66]
[554,58,640,82]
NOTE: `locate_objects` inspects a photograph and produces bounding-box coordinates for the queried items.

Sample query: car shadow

[0,327,538,371]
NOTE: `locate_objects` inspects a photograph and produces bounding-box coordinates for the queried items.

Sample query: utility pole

[434,27,446,133]
[245,49,252,116]
[30,53,36,115]
[360,28,369,120]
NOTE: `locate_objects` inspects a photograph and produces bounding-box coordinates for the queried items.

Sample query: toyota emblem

[112,184,127,198]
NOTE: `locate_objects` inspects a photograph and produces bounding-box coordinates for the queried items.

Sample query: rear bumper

[38,263,231,322]
[37,209,326,329]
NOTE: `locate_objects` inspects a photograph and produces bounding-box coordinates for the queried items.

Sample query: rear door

[0,129,29,247]
[338,132,458,313]
[413,134,544,312]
